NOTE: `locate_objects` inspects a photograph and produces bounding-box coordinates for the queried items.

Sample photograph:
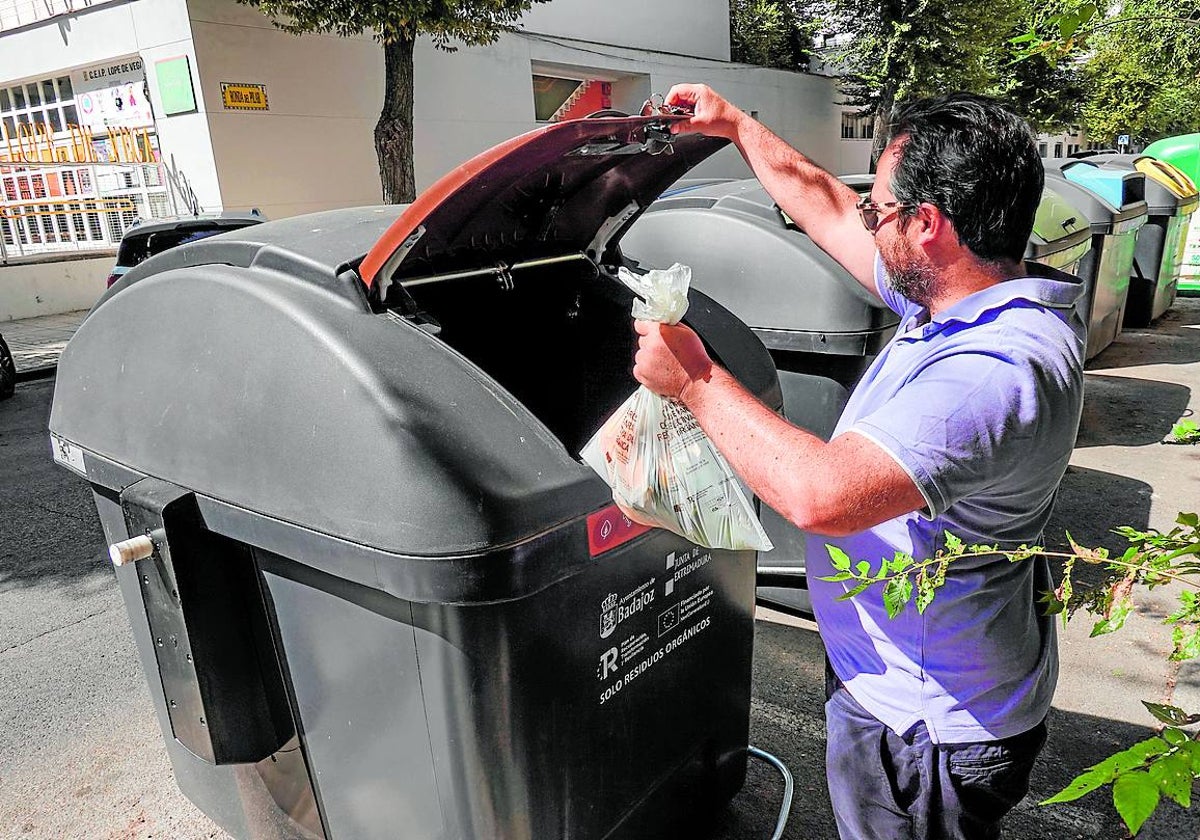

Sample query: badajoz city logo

[599,580,655,639]
[600,593,618,639]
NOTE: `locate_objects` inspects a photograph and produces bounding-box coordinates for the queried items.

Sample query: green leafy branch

[1009,1,1200,63]
[1008,1,1100,62]
[1172,418,1200,444]
[822,513,1200,640]
[823,511,1200,834]
[1043,703,1200,835]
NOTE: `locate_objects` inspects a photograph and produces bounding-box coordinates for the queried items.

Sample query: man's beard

[881,236,938,307]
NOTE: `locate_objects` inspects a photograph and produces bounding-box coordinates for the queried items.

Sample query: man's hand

[633,320,714,403]
[664,84,747,140]
[633,321,924,537]
[664,82,878,293]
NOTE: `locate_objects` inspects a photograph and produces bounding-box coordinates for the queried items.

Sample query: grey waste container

[1088,153,1200,325]
[621,177,899,617]
[49,116,781,840]
[1026,183,1092,275]
[1044,160,1148,359]
[838,173,876,194]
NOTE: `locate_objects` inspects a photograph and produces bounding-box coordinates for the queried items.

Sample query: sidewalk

[1,310,90,377]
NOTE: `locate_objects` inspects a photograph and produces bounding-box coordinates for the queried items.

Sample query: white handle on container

[109,534,155,567]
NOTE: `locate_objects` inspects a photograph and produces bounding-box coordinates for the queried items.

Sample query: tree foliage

[1012,0,1200,64]
[243,0,543,51]
[792,0,1197,159]
[991,0,1086,132]
[991,50,1083,133]
[730,0,821,71]
[826,0,1022,110]
[810,0,1026,164]
[239,0,551,202]
[1005,0,1200,144]
[1076,0,1200,144]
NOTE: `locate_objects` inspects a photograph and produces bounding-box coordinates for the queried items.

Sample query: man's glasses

[856,196,915,233]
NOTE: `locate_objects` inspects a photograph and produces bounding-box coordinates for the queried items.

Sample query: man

[631,86,1085,839]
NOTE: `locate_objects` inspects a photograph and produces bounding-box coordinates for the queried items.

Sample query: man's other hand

[664,84,746,140]
[633,320,714,403]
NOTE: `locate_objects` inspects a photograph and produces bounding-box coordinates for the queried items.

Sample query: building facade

[0,0,856,264]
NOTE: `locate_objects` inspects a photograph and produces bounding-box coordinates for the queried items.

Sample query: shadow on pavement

[1047,464,1153,550]
[711,615,1200,840]
[712,617,834,840]
[1041,465,1155,615]
[1076,373,1192,449]
[0,379,110,592]
[1007,706,1200,840]
[1088,298,1200,370]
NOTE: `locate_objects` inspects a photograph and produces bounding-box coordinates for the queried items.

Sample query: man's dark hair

[886,92,1043,264]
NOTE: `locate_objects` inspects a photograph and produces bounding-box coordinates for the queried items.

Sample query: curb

[16,364,57,383]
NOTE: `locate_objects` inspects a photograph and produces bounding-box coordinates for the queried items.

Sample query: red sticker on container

[587,505,652,557]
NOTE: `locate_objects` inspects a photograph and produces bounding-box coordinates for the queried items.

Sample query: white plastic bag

[581,264,773,551]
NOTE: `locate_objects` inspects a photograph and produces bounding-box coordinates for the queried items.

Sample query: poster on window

[71,58,154,134]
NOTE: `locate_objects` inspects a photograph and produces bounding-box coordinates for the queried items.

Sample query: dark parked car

[107,211,266,287]
[0,331,15,400]
[1069,148,1120,159]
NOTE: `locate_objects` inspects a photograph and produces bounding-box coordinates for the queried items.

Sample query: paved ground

[1,310,90,375]
[1,300,1199,839]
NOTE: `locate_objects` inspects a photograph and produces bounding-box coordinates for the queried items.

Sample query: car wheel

[0,334,16,400]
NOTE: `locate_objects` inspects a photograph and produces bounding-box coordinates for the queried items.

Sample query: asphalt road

[3,300,1200,839]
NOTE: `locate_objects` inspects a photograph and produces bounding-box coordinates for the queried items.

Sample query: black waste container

[1044,160,1148,360]
[49,117,781,840]
[1088,153,1200,325]
[622,177,899,617]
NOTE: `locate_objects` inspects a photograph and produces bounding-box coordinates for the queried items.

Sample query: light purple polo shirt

[807,256,1085,744]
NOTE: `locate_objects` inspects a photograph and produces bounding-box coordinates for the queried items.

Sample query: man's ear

[910,202,951,247]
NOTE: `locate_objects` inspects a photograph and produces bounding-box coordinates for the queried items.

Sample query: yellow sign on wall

[221,83,269,111]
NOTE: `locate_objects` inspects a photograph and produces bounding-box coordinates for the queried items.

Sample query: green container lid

[1026,184,1091,269]
[1144,134,1200,184]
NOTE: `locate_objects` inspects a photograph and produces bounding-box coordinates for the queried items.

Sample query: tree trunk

[376,34,417,204]
[868,84,897,174]
[870,0,904,174]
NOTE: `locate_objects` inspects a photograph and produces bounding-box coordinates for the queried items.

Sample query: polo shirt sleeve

[846,350,1041,518]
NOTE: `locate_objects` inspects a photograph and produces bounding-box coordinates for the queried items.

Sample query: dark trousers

[824,671,1046,840]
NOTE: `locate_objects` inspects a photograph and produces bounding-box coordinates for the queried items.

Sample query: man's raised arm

[664,84,879,294]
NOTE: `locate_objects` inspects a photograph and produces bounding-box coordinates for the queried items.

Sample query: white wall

[520,0,731,62]
[0,0,223,211]
[135,2,223,211]
[836,138,872,175]
[0,0,152,81]
[2,0,843,225]
[0,255,110,320]
[1038,130,1089,161]
[179,0,846,214]
[412,36,547,191]
[415,33,849,191]
[647,66,844,179]
[186,0,383,219]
